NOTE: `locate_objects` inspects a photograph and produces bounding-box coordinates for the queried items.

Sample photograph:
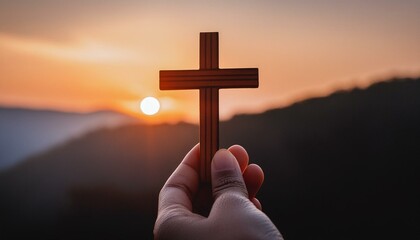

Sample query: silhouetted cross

[160,32,259,183]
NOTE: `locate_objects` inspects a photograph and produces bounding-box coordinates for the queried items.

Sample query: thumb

[211,149,249,200]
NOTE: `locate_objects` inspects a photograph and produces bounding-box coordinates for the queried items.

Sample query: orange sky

[1,1,419,123]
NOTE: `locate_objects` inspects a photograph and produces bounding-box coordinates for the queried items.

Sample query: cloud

[0,34,138,63]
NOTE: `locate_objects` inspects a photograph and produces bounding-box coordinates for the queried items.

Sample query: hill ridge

[1,77,419,239]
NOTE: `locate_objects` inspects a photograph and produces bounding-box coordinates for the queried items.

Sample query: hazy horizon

[1,74,418,125]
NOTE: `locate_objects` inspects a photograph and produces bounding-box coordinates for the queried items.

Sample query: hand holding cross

[160,32,259,183]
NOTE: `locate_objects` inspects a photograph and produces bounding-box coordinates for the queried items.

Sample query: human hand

[154,144,283,240]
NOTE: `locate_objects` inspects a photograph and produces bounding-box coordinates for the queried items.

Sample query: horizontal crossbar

[160,68,258,90]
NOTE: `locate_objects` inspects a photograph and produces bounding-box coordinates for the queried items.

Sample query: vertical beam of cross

[160,32,258,183]
[199,33,219,183]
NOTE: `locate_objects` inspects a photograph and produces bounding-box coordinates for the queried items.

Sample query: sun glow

[140,97,160,116]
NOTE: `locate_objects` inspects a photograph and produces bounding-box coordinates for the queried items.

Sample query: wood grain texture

[160,69,259,90]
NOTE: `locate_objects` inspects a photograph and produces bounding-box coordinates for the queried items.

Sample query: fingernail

[213,149,236,171]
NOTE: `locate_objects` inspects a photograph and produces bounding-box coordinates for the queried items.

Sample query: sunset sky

[1,0,419,123]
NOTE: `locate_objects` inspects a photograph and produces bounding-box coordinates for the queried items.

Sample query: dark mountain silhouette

[1,77,419,239]
[0,108,139,170]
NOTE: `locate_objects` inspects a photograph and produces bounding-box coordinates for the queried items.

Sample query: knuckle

[212,175,248,198]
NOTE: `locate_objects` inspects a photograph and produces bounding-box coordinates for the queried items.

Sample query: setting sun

[140,97,160,116]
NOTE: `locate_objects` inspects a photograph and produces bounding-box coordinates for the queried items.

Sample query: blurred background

[1,1,419,239]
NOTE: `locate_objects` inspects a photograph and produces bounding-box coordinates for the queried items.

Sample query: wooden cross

[160,32,259,183]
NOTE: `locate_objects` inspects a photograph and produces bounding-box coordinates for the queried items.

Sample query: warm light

[140,97,160,115]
